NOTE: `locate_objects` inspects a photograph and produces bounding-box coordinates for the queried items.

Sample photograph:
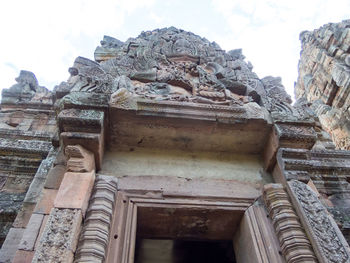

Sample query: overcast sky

[1,0,349,98]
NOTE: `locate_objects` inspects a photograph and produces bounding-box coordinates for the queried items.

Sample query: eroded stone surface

[0,228,25,263]
[1,70,52,106]
[54,171,95,215]
[18,213,44,251]
[295,19,350,150]
[288,180,350,262]
[55,26,304,120]
[65,145,95,173]
[32,208,82,263]
[0,71,57,249]
[263,183,317,262]
[74,175,118,262]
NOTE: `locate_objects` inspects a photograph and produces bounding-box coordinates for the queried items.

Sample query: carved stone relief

[263,183,317,262]
[32,208,82,263]
[287,180,350,263]
[74,175,118,262]
[55,27,281,111]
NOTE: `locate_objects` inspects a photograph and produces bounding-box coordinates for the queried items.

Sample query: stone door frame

[106,191,250,263]
[102,177,283,263]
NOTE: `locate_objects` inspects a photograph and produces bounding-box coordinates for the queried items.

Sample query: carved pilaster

[74,175,118,262]
[287,180,350,263]
[32,208,82,263]
[263,184,317,262]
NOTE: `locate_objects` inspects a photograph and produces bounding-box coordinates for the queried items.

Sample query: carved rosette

[263,184,317,263]
[74,175,118,262]
[287,180,350,263]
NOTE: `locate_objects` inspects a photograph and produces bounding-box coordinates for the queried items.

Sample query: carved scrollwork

[288,180,350,263]
[58,27,272,109]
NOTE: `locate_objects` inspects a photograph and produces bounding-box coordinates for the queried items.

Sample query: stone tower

[296,19,350,150]
[0,26,350,262]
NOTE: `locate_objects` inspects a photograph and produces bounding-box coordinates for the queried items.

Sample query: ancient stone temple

[296,19,350,150]
[0,25,350,262]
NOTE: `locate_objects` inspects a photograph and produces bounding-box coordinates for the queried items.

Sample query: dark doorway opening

[135,238,236,263]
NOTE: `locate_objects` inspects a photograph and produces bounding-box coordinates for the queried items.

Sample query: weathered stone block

[0,138,52,159]
[2,175,33,193]
[12,202,36,228]
[32,208,82,263]
[65,145,95,173]
[74,175,118,262]
[18,213,44,251]
[34,215,49,250]
[23,177,46,204]
[263,183,317,262]
[12,250,34,263]
[33,156,55,179]
[58,109,104,133]
[34,189,58,215]
[54,171,95,215]
[61,131,104,170]
[0,228,25,263]
[44,164,66,189]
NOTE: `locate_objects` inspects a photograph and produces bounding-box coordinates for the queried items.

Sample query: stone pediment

[52,27,316,129]
[59,27,267,107]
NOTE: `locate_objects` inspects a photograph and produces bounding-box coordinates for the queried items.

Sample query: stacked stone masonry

[295,19,350,150]
[0,24,350,262]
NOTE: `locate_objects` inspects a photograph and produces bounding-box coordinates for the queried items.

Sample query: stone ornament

[263,184,317,263]
[52,27,319,125]
[287,180,350,263]
[1,70,52,105]
[32,208,82,263]
[57,28,272,108]
[74,175,118,262]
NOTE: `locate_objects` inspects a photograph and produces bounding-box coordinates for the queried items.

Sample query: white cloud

[0,0,349,101]
[0,0,156,92]
[211,0,350,97]
[149,12,164,24]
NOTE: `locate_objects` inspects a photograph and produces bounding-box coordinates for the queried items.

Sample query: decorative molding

[32,208,82,263]
[105,179,259,263]
[263,183,317,263]
[287,180,350,263]
[275,123,317,149]
[275,148,350,193]
[58,109,104,134]
[111,97,269,123]
[0,138,52,158]
[74,175,118,263]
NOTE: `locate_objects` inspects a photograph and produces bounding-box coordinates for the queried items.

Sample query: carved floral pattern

[288,180,350,263]
[32,208,82,263]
